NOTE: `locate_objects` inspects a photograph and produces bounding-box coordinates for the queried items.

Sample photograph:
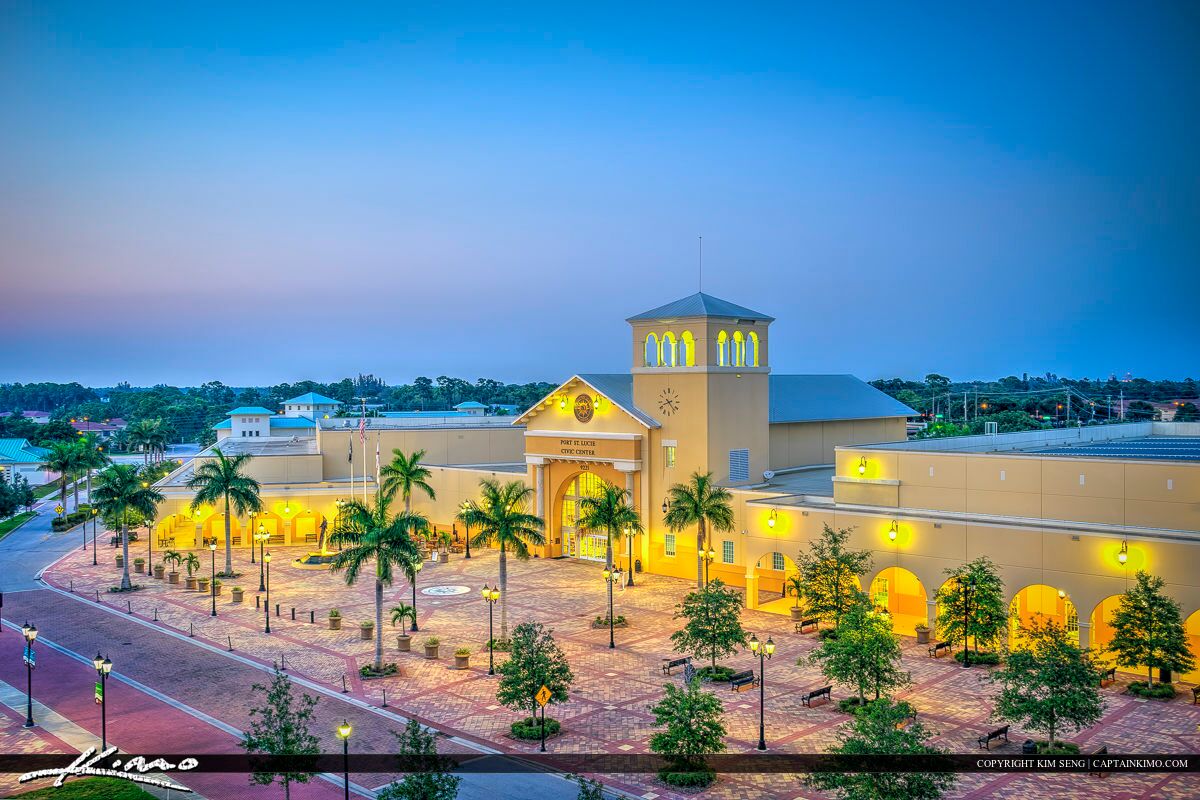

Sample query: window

[665,445,676,468]
[1066,600,1079,633]
[661,331,677,367]
[722,540,734,564]
[748,331,759,366]
[665,534,676,557]
[644,333,660,367]
[717,330,729,366]
[772,552,785,571]
[732,331,746,366]
[729,448,749,482]
[680,330,695,366]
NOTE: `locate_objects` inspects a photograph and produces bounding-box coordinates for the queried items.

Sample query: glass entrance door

[560,472,609,561]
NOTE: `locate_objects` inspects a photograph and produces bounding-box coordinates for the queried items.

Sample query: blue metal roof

[227,406,276,416]
[284,392,341,406]
[626,292,774,322]
[381,411,473,419]
[270,417,316,428]
[768,375,917,424]
[0,438,50,463]
[453,401,488,409]
[576,374,660,428]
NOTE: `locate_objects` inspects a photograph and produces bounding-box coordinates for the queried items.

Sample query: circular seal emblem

[421,585,471,597]
[573,393,594,423]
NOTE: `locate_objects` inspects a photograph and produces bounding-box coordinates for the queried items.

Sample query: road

[0,491,584,800]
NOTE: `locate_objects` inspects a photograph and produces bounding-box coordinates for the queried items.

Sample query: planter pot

[231,589,244,603]
[454,655,470,670]
[197,579,210,593]
[185,576,197,590]
[168,571,179,585]
[441,552,451,563]
[154,565,165,579]
[360,625,375,641]
[134,562,145,574]
[213,585,223,596]
[397,635,412,652]
[115,555,124,568]
[915,629,931,645]
[790,607,804,622]
[329,617,343,630]
[424,645,440,660]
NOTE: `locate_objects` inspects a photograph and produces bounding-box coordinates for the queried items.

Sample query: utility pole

[1066,393,1071,425]
[1119,386,1125,420]
[963,392,968,423]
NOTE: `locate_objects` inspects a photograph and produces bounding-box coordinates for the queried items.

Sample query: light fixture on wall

[858,457,867,476]
[1057,589,1066,599]
[767,509,777,528]
[1118,540,1128,564]
[559,396,567,410]
[888,520,898,541]
[661,498,669,514]
[284,504,291,514]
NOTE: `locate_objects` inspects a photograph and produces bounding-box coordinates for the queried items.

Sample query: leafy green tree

[240,668,320,800]
[92,464,163,590]
[329,488,424,671]
[647,678,726,787]
[186,447,263,575]
[496,622,574,725]
[990,617,1103,749]
[663,472,734,589]
[458,479,545,641]
[795,524,872,628]
[809,593,909,704]
[935,557,1007,659]
[576,483,643,572]
[376,719,461,800]
[670,579,747,675]
[1107,570,1196,686]
[1175,402,1199,422]
[39,441,82,512]
[576,777,604,800]
[808,699,955,800]
[380,448,436,514]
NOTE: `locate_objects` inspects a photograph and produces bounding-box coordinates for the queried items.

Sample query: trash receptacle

[1022,739,1037,755]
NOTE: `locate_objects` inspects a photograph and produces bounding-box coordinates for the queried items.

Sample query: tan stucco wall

[768,417,908,469]
[317,426,525,480]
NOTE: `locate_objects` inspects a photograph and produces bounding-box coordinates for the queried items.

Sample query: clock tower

[628,292,773,488]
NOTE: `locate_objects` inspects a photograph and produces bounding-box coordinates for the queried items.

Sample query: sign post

[535,684,551,753]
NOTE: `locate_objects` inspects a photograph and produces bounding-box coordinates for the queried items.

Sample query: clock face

[658,388,680,416]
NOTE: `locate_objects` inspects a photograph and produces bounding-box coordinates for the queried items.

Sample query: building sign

[524,433,641,463]
[573,393,594,423]
[558,438,597,457]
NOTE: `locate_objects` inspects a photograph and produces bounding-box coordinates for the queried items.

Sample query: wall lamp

[559,396,568,410]
[888,520,898,541]
[661,498,670,514]
[858,457,867,476]
[767,509,777,528]
[1118,540,1128,564]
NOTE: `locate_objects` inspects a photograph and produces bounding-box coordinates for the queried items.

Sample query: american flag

[358,414,366,443]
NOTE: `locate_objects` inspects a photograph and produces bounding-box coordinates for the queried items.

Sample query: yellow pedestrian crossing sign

[535,685,551,707]
[55,505,64,515]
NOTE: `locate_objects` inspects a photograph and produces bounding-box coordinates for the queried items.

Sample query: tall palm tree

[92,464,163,590]
[186,448,262,575]
[577,483,643,576]
[127,419,169,465]
[40,441,82,512]
[457,479,545,642]
[328,487,424,671]
[663,471,735,589]
[380,448,436,513]
[77,434,110,510]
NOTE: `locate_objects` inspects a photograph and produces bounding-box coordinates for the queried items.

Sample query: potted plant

[183,552,200,590]
[153,562,165,579]
[454,647,471,670]
[786,574,805,622]
[391,603,416,652]
[438,530,453,561]
[197,576,210,593]
[133,557,146,574]
[212,579,223,596]
[231,586,244,603]
[163,550,182,585]
[115,553,124,568]
[328,608,342,630]
[424,636,440,659]
[360,620,374,641]
[914,623,931,645]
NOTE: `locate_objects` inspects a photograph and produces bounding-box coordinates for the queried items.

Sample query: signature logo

[19,747,196,792]
[573,393,594,423]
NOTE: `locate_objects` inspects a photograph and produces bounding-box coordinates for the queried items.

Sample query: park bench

[1088,745,1108,778]
[1192,686,1199,705]
[928,641,952,658]
[800,685,832,707]
[110,532,139,547]
[977,725,1009,750]
[661,656,690,675]
[730,670,759,692]
[796,618,819,634]
[1099,666,1116,687]
[304,533,318,543]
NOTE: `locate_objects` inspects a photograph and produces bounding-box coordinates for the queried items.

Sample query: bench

[661,656,691,675]
[796,618,819,634]
[1099,666,1116,687]
[1088,745,1108,778]
[110,532,140,547]
[977,725,1009,750]
[304,533,318,544]
[730,670,759,692]
[800,685,832,707]
[928,641,952,658]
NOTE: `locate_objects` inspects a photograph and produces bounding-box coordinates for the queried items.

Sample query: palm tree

[40,441,82,513]
[127,419,169,465]
[457,479,545,642]
[390,603,416,636]
[663,471,735,589]
[380,448,436,513]
[186,448,262,575]
[328,488,424,671]
[92,464,163,590]
[577,484,643,576]
[77,434,110,510]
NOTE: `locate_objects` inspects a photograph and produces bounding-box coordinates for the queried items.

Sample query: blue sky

[2,2,1197,386]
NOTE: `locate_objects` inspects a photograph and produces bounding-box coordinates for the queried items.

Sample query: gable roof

[627,292,774,322]
[513,374,660,429]
[227,406,276,416]
[453,401,488,409]
[769,375,917,424]
[0,438,50,463]
[284,392,341,406]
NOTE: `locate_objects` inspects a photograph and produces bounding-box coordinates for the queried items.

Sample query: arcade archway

[1185,609,1200,685]
[869,567,928,636]
[1009,584,1076,649]
[752,551,799,616]
[558,471,611,562]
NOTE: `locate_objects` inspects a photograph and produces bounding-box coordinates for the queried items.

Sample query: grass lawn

[10,776,159,799]
[33,483,61,500]
[0,512,35,540]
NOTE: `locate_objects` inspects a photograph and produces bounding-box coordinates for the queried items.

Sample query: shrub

[914,623,930,632]
[696,665,736,682]
[133,558,146,565]
[953,650,1001,666]
[487,638,511,652]
[838,696,868,714]
[424,636,440,647]
[659,768,716,788]
[1128,681,1176,700]
[1035,740,1081,754]
[510,716,560,740]
[818,628,838,641]
[328,608,341,619]
[455,647,471,657]
[212,579,222,588]
[361,620,374,628]
[359,662,399,678]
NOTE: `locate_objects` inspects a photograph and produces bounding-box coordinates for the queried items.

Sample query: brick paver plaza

[44,542,1200,800]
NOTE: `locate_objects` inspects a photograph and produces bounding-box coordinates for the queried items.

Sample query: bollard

[341,674,348,693]
[95,589,100,603]
[275,603,280,617]
[227,635,233,652]
[291,607,295,621]
[70,579,74,592]
[189,622,194,638]
[281,653,287,671]
[127,600,133,614]
[309,610,315,624]
[256,595,260,610]
[382,688,387,707]
[153,607,158,621]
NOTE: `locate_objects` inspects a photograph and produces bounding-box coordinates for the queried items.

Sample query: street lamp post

[602,566,622,649]
[21,622,37,727]
[748,633,775,751]
[93,652,112,751]
[256,524,268,591]
[961,576,974,669]
[91,508,98,565]
[264,552,271,634]
[249,514,256,564]
[336,719,352,800]
[701,545,716,587]
[624,526,635,587]
[209,542,217,617]
[409,561,422,632]
[482,584,500,674]
[460,502,472,559]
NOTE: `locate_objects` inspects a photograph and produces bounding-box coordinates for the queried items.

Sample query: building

[0,438,53,486]
[151,292,1200,682]
[0,411,50,424]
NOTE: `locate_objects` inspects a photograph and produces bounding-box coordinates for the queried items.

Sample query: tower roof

[626,292,774,322]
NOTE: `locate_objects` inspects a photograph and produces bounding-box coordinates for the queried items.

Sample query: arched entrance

[1009,584,1076,649]
[559,472,610,561]
[1185,610,1200,685]
[753,551,799,616]
[870,567,928,636]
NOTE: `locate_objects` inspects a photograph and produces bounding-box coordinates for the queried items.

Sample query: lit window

[732,331,746,366]
[717,331,729,366]
[644,333,660,367]
[680,331,695,366]
[665,534,676,557]
[722,540,734,564]
[665,446,676,468]
[661,331,677,367]
[748,331,760,366]
[772,552,785,571]
[1066,601,1078,633]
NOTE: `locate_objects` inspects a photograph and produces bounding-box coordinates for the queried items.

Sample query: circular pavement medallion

[421,585,471,597]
